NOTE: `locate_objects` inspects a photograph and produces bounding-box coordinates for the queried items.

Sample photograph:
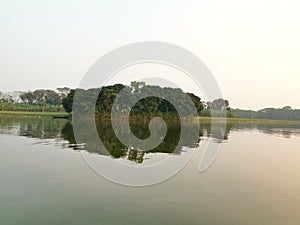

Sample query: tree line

[62,82,235,119]
[235,106,300,121]
[0,89,68,112]
[0,82,235,117]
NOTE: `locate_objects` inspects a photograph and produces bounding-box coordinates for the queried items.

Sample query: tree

[44,90,61,105]
[61,82,206,118]
[130,81,145,93]
[209,98,228,111]
[21,90,61,105]
[187,93,204,115]
[62,90,75,113]
[20,92,34,104]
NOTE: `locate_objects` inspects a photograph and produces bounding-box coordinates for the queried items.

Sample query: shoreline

[0,111,69,117]
[1,111,300,124]
[199,117,300,124]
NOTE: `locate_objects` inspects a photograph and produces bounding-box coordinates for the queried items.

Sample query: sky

[0,0,299,110]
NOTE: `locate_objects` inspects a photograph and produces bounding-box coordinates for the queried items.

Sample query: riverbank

[199,117,300,124]
[1,111,300,124]
[0,111,69,117]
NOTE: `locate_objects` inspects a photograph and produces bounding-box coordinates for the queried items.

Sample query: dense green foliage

[0,89,66,112]
[62,90,75,113]
[0,102,63,112]
[20,89,62,105]
[63,82,213,118]
[1,83,235,118]
[200,98,236,118]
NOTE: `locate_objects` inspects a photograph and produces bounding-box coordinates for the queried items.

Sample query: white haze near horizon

[0,0,299,110]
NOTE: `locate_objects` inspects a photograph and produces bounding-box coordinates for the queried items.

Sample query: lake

[1,115,300,225]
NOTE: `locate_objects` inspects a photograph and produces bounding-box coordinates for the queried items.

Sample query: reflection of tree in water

[2,115,300,163]
[127,147,145,163]
[0,115,66,139]
[58,120,300,162]
[231,123,300,138]
[61,120,213,163]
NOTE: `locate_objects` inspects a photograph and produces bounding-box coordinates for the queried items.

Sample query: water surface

[1,115,300,225]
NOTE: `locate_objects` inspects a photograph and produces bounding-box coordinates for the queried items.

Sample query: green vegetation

[0,89,67,113]
[200,98,236,118]
[0,102,64,112]
[235,107,300,121]
[1,82,299,122]
[0,111,69,117]
[62,89,75,113]
[63,82,234,119]
[20,89,66,105]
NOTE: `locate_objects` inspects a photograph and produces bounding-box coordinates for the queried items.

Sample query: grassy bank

[1,111,300,124]
[199,117,300,124]
[0,111,69,117]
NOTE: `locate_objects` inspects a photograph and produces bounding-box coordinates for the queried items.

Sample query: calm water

[1,115,300,225]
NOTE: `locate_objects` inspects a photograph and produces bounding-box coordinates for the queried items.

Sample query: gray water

[1,115,300,225]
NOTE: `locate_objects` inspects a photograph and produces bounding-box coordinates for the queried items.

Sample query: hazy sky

[1,0,299,109]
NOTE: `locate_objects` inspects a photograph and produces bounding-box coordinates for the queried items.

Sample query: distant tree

[234,106,300,121]
[21,90,61,105]
[62,90,75,113]
[208,98,228,111]
[130,81,145,93]
[282,106,292,110]
[32,90,45,104]
[44,90,61,105]
[20,92,34,104]
[56,87,71,99]
[187,93,204,115]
